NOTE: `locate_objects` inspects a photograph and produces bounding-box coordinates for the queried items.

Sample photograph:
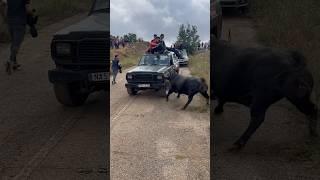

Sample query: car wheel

[53,83,89,106]
[127,87,137,96]
[159,80,171,97]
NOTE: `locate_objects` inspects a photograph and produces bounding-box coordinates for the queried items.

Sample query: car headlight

[157,75,163,80]
[55,43,71,56]
[127,74,133,79]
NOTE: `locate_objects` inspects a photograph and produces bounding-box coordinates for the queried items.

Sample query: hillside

[110,42,149,69]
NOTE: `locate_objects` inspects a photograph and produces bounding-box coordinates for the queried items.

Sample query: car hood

[55,13,108,35]
[128,66,169,74]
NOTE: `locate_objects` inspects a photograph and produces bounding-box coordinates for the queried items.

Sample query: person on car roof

[146,34,160,53]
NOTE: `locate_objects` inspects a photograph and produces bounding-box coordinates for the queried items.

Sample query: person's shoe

[13,63,21,71]
[5,61,12,75]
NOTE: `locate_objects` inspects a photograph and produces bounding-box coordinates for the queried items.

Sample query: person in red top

[146,34,160,53]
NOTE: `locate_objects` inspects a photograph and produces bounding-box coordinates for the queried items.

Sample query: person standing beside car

[111,54,121,85]
[1,0,32,74]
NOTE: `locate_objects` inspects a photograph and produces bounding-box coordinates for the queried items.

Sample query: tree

[123,33,137,43]
[175,24,201,54]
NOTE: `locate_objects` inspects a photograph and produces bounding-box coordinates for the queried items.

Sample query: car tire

[127,88,137,96]
[53,83,89,106]
[159,80,171,97]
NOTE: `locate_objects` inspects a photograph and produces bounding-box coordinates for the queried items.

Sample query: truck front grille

[134,74,153,81]
[78,39,108,63]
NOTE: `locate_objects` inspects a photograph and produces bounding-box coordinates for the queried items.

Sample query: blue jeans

[112,69,118,82]
[8,22,26,63]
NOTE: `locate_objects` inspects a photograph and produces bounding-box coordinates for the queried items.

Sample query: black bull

[166,74,210,110]
[211,37,318,150]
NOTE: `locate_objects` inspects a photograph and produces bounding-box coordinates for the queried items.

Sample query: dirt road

[0,15,108,179]
[213,15,320,179]
[110,67,210,179]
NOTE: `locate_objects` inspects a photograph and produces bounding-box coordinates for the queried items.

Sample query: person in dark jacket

[1,0,32,74]
[158,34,183,59]
[111,55,121,85]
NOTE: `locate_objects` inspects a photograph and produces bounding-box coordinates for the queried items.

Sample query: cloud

[110,0,210,45]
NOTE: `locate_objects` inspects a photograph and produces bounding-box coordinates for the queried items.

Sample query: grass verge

[110,42,148,70]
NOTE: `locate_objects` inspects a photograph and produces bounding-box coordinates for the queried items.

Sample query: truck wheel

[53,83,89,106]
[159,80,171,97]
[127,88,137,95]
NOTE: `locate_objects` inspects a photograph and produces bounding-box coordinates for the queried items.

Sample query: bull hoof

[181,107,186,110]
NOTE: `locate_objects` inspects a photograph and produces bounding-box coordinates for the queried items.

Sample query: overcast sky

[110,0,210,46]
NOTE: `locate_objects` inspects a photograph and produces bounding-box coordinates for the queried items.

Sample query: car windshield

[92,0,108,13]
[139,55,170,66]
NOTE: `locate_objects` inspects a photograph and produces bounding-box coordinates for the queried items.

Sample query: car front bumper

[125,82,165,90]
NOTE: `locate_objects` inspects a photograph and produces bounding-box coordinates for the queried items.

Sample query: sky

[110,0,210,46]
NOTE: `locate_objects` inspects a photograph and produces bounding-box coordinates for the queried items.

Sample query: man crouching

[166,74,209,110]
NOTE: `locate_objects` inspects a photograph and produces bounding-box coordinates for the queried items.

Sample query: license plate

[89,72,108,81]
[138,84,150,88]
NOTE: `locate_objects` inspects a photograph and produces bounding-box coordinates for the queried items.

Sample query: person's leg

[5,25,15,74]
[11,24,26,69]
[112,70,116,84]
[114,71,118,83]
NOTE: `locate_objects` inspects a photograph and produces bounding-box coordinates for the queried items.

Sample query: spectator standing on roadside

[1,0,32,75]
[111,54,121,85]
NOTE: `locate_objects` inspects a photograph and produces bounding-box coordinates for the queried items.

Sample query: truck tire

[53,83,89,106]
[127,87,137,96]
[159,80,171,97]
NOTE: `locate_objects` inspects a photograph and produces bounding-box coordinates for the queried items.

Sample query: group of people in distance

[146,34,183,59]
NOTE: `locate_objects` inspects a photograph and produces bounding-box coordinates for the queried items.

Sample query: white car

[178,49,189,66]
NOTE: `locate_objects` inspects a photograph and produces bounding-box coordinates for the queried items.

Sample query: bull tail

[290,50,306,68]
